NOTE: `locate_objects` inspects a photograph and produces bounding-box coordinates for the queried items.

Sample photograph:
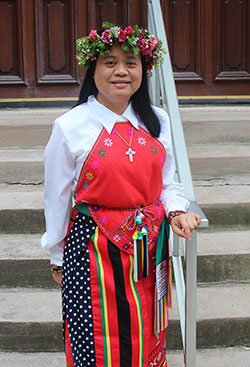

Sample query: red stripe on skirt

[97,231,120,365]
[120,251,141,367]
[88,235,105,367]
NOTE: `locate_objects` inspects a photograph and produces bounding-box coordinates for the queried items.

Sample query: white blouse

[41,96,189,265]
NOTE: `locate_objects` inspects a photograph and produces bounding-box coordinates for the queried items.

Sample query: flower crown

[76,21,165,75]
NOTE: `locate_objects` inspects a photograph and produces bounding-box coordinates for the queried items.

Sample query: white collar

[87,95,139,134]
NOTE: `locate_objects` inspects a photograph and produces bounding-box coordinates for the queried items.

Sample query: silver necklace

[113,127,135,163]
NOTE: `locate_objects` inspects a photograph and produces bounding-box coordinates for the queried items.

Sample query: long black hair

[75,38,161,138]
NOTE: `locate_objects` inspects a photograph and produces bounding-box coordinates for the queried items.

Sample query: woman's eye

[106,61,115,66]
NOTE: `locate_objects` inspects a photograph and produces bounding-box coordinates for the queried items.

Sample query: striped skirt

[62,210,167,367]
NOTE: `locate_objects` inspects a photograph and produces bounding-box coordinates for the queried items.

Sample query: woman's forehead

[103,44,140,59]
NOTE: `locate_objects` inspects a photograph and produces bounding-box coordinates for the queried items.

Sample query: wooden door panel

[214,0,250,81]
[35,0,78,84]
[161,0,204,82]
[0,0,26,85]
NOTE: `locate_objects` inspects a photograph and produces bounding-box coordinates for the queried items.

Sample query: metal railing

[148,1,209,366]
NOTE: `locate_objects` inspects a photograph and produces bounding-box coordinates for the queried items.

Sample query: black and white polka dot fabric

[62,212,97,367]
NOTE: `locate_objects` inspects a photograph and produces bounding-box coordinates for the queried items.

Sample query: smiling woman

[41,22,201,367]
[94,45,142,114]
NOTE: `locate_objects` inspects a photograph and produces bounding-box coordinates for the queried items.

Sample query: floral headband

[76,21,165,75]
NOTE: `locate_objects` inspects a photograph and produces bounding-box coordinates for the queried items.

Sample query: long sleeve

[41,120,76,265]
[155,107,190,215]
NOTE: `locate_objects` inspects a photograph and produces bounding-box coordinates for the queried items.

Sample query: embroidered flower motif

[86,172,94,181]
[122,243,130,250]
[92,206,100,213]
[90,160,100,169]
[98,149,106,157]
[137,136,146,145]
[154,225,159,232]
[113,234,121,242]
[157,209,162,217]
[153,236,157,243]
[155,201,160,206]
[150,146,157,154]
[103,138,113,147]
[160,155,164,164]
[83,181,89,189]
[99,215,108,224]
[126,128,132,136]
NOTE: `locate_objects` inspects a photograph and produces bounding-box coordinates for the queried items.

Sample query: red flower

[146,64,153,71]
[125,26,133,36]
[88,29,97,41]
[118,29,127,42]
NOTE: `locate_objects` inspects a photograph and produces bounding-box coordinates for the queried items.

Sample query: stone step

[1,347,250,367]
[0,285,249,351]
[1,145,250,185]
[0,107,250,149]
[0,184,249,234]
[1,231,250,288]
[167,347,250,367]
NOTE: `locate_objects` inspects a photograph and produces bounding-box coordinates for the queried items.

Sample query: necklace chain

[113,127,133,147]
[113,127,136,163]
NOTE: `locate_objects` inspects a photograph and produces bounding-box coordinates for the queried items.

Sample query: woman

[41,22,201,367]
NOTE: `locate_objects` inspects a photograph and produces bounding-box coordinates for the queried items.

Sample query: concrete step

[1,145,250,185]
[0,285,249,351]
[167,347,250,367]
[0,184,249,234]
[1,347,250,367]
[1,231,250,288]
[1,106,250,148]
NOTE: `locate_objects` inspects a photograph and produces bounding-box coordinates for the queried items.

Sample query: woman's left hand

[170,212,201,241]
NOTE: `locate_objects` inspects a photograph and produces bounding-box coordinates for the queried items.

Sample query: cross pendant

[126,147,136,163]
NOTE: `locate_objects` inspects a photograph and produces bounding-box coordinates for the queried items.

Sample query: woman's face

[94,44,142,114]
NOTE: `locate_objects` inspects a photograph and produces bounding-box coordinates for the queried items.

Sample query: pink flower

[88,29,97,41]
[101,29,112,44]
[125,26,133,36]
[137,37,151,55]
[151,36,159,48]
[118,29,127,42]
[90,56,96,61]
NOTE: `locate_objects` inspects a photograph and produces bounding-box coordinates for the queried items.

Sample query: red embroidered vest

[74,122,166,254]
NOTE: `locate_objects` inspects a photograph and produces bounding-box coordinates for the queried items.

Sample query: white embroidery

[113,234,121,242]
[137,136,146,145]
[103,138,113,147]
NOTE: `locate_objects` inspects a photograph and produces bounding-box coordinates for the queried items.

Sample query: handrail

[148,1,209,366]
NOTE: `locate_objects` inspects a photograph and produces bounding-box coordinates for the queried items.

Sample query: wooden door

[162,0,250,96]
[0,0,249,99]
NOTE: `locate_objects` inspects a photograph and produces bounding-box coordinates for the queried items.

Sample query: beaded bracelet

[168,210,186,225]
[50,264,62,274]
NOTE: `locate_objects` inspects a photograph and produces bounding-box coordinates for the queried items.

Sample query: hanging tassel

[154,290,169,336]
[133,214,150,282]
[167,258,173,309]
[132,231,138,282]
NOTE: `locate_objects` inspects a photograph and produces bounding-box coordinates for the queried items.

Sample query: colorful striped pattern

[87,226,173,367]
[60,220,169,367]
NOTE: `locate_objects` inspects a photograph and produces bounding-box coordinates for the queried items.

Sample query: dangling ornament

[133,212,149,282]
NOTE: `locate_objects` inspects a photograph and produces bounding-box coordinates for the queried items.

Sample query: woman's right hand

[52,272,62,286]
